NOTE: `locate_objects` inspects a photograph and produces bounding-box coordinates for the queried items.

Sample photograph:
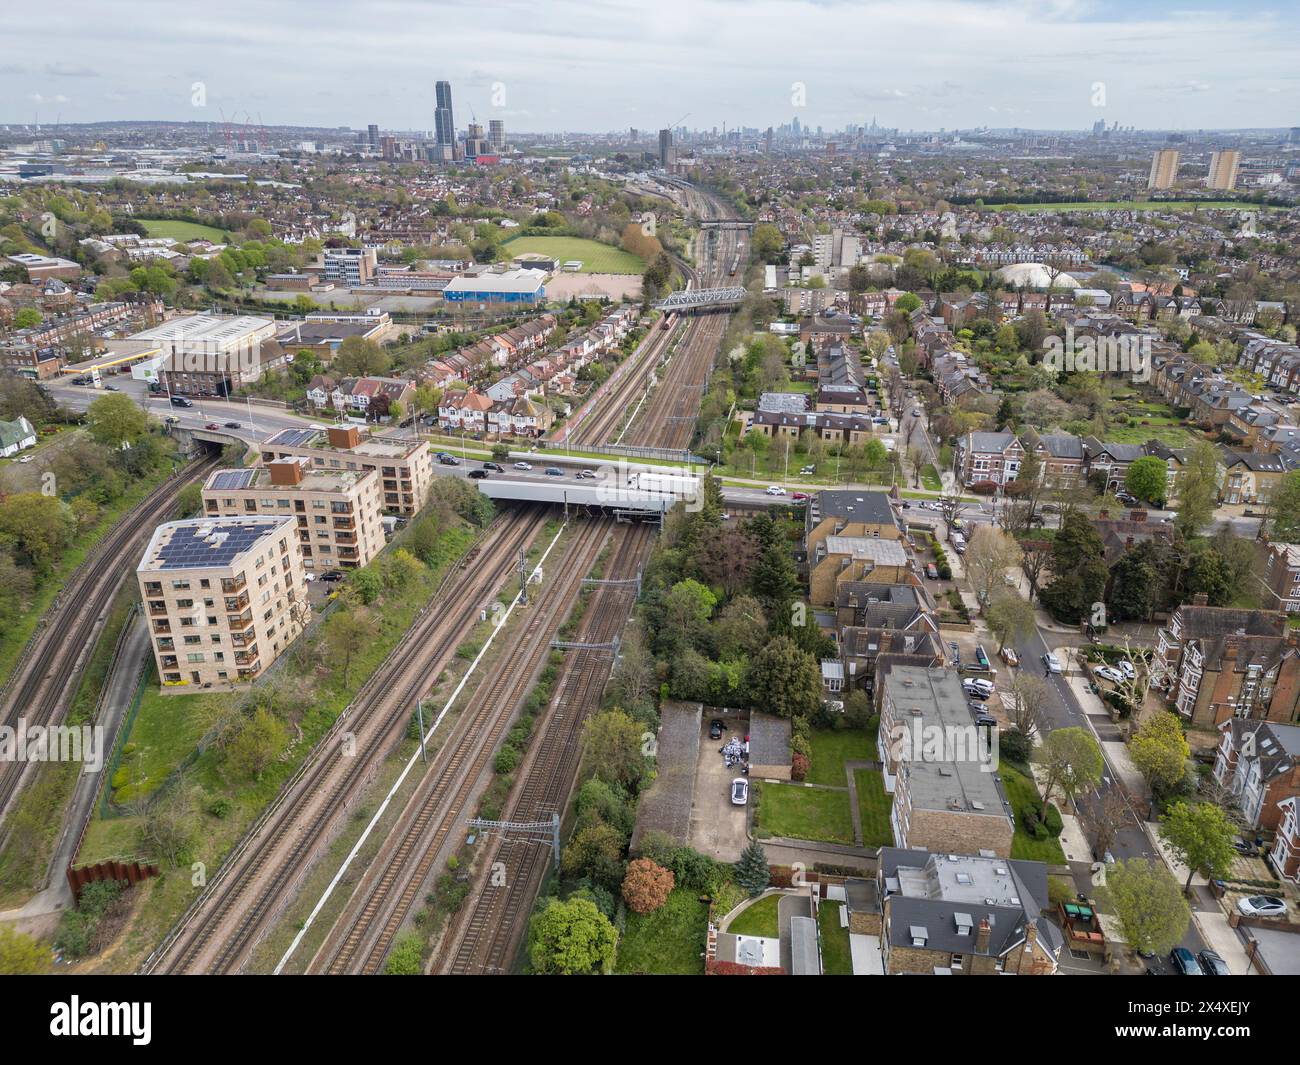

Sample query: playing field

[991,200,1272,213]
[139,218,233,243]
[502,235,644,274]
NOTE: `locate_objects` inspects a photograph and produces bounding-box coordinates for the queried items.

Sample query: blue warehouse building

[442,269,545,305]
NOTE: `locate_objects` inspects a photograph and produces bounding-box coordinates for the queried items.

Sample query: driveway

[687,711,750,862]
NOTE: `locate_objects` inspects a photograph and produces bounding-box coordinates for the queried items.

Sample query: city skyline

[3,0,1297,133]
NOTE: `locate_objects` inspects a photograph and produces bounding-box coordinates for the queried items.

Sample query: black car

[170,395,193,408]
[1169,947,1203,975]
[709,719,725,740]
[1197,950,1230,976]
[318,570,346,583]
[224,421,241,429]
[467,468,489,479]
[439,454,461,466]
[482,462,504,472]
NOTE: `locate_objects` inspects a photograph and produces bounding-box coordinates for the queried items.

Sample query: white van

[951,532,967,554]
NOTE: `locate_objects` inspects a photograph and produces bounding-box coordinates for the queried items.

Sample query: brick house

[1256,541,1300,614]
[954,431,1023,487]
[1267,797,1300,885]
[1213,719,1300,831]
[1019,428,1084,487]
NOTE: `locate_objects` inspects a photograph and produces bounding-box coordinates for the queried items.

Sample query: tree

[1267,469,1300,542]
[1005,674,1051,741]
[322,606,379,687]
[964,526,1022,610]
[13,307,42,329]
[561,819,626,883]
[750,224,784,263]
[734,840,771,897]
[1107,542,1162,622]
[1159,800,1237,894]
[86,393,149,448]
[0,493,74,571]
[1019,540,1052,602]
[1173,441,1220,540]
[334,336,390,377]
[0,924,47,974]
[527,897,617,975]
[621,858,675,914]
[747,637,820,719]
[225,707,288,782]
[1034,727,1103,819]
[138,780,198,866]
[611,620,655,711]
[1130,711,1191,797]
[1080,789,1131,862]
[1040,511,1108,624]
[986,590,1034,652]
[583,709,647,791]
[1125,456,1168,505]
[937,489,966,537]
[1103,858,1190,957]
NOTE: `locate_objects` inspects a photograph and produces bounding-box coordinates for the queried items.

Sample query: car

[170,396,193,408]
[577,469,596,479]
[1236,895,1287,918]
[205,422,221,430]
[925,562,939,580]
[1118,659,1136,680]
[974,644,992,670]
[709,718,725,740]
[544,466,563,476]
[17,455,34,464]
[1043,652,1063,675]
[1094,666,1124,684]
[949,641,961,667]
[467,468,489,479]
[103,384,119,391]
[791,491,809,502]
[1039,503,1061,513]
[163,415,181,425]
[765,485,786,496]
[999,647,1019,667]
[318,571,345,583]
[973,714,997,728]
[223,421,241,429]
[482,462,504,472]
[730,778,749,806]
[962,678,994,698]
[513,461,532,471]
[1197,950,1230,976]
[1169,947,1203,975]
[799,465,815,475]
[439,454,461,466]
[1232,837,1259,856]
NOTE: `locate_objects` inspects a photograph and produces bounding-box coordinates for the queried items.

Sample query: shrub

[790,751,809,781]
[384,932,425,974]
[1043,803,1063,837]
[621,858,675,914]
[999,729,1032,765]
[494,746,520,774]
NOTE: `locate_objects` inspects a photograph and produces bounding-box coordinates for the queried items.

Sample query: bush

[1043,803,1063,837]
[999,729,1032,765]
[790,751,809,781]
[621,858,675,914]
[494,746,520,774]
[384,932,425,974]
[1021,809,1048,840]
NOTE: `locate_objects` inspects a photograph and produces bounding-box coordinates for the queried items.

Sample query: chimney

[1192,592,1209,606]
[1224,637,1239,662]
[975,918,991,955]
[1130,508,1148,523]
[268,458,304,486]
[327,425,361,449]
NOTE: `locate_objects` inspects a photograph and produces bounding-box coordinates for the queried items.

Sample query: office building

[489,119,505,151]
[138,516,308,689]
[367,123,379,148]
[1207,149,1240,190]
[261,424,435,516]
[322,246,377,287]
[1148,149,1180,189]
[435,80,455,146]
[202,459,386,571]
[659,128,674,168]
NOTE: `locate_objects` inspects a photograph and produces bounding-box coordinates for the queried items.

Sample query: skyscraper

[435,80,455,146]
[1206,150,1240,190]
[367,124,378,148]
[658,128,674,168]
[489,119,505,151]
[1148,149,1180,190]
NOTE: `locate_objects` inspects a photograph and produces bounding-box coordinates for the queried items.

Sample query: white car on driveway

[1118,659,1136,680]
[1094,666,1124,684]
[730,778,749,805]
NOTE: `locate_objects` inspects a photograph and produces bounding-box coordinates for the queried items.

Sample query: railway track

[564,318,680,448]
[142,506,551,974]
[306,516,612,975]
[439,521,652,973]
[0,451,221,828]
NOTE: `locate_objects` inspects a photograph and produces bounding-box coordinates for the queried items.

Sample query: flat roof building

[202,459,386,571]
[442,270,544,305]
[109,313,279,395]
[137,515,308,690]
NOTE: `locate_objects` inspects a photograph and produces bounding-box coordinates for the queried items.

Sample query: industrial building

[137,515,308,689]
[109,314,279,395]
[442,270,545,306]
[201,459,387,571]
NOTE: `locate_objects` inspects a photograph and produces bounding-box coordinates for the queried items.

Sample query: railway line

[0,450,222,830]
[305,516,613,975]
[141,506,551,974]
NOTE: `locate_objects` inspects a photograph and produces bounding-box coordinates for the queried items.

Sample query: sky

[2,0,1296,134]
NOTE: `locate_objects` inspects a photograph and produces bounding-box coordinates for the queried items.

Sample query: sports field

[502,235,644,274]
[139,218,233,243]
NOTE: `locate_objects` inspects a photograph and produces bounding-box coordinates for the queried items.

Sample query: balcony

[221,576,246,594]
[227,609,253,628]
[160,655,178,668]
[224,593,250,611]
[234,645,260,666]
[152,620,171,634]
[143,582,162,596]
[156,638,175,651]
[148,600,168,616]
[333,517,354,530]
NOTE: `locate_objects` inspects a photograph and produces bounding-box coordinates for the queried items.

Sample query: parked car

[730,778,749,806]
[709,718,725,740]
[513,461,533,470]
[925,562,939,580]
[1236,895,1287,918]
[1043,652,1063,675]
[962,678,994,699]
[544,466,563,476]
[799,465,815,475]
[973,714,997,728]
[1118,659,1136,680]
[576,469,596,479]
[765,485,786,496]
[103,384,119,391]
[1197,950,1230,976]
[1169,947,1202,975]
[318,571,345,584]
[949,641,961,667]
[999,647,1019,667]
[482,462,504,472]
[1094,665,1124,684]
[468,469,489,479]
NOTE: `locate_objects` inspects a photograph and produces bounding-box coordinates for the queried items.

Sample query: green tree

[1267,469,1300,541]
[1173,441,1220,540]
[747,636,820,719]
[750,224,784,263]
[894,292,922,314]
[1033,727,1103,820]
[86,392,149,448]
[1130,711,1190,797]
[322,606,379,687]
[1107,541,1162,622]
[1160,800,1237,893]
[583,709,647,791]
[527,897,617,975]
[13,307,42,329]
[734,840,771,897]
[1103,858,1190,957]
[1125,456,1169,505]
[225,707,288,782]
[1040,511,1108,624]
[0,493,74,570]
[0,924,47,974]
[985,590,1035,651]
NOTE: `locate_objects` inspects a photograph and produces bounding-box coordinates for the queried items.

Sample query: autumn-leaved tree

[621,858,675,914]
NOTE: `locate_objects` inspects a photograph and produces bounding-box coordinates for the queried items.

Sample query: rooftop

[138,516,294,573]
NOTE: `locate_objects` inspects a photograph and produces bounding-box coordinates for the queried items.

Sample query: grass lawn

[725,892,780,937]
[1101,424,1196,447]
[502,235,644,275]
[920,464,942,491]
[107,667,218,804]
[807,727,877,786]
[854,769,894,848]
[1001,765,1067,863]
[139,218,233,243]
[615,888,708,974]
[754,781,855,845]
[817,901,853,975]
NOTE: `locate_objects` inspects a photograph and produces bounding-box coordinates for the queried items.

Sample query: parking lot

[687,710,751,863]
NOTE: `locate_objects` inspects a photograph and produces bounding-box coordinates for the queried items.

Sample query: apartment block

[1148,149,1180,190]
[137,516,308,689]
[1207,150,1240,190]
[202,459,386,571]
[261,424,434,516]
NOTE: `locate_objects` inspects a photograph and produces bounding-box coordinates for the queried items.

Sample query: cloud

[44,61,100,78]
[29,93,72,105]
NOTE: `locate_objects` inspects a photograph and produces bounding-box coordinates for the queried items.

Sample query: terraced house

[1213,720,1300,831]
[954,431,1022,487]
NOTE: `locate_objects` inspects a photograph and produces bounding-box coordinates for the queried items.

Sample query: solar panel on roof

[210,469,257,491]
[273,428,317,447]
[154,519,284,569]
